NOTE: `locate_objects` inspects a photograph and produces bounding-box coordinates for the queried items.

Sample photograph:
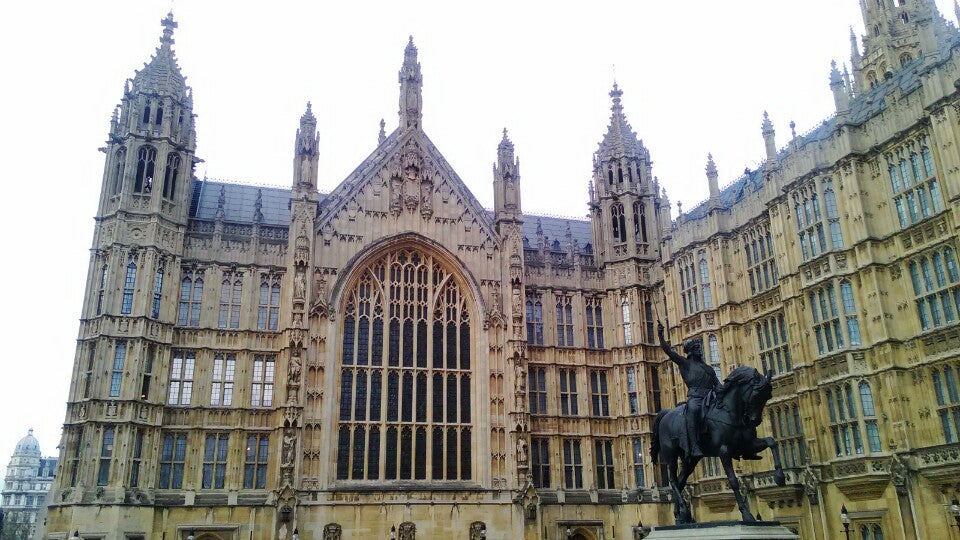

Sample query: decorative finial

[160,12,177,47]
[216,185,226,221]
[378,118,386,144]
[28,428,33,436]
[790,120,797,140]
[762,111,774,134]
[706,153,718,176]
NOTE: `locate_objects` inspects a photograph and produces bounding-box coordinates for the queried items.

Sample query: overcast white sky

[0,0,956,479]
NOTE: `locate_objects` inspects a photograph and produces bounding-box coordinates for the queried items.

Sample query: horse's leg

[749,436,786,487]
[676,456,701,523]
[667,452,687,523]
[720,450,755,522]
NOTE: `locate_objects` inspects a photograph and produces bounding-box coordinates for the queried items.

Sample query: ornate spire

[295,102,319,157]
[706,154,720,206]
[849,26,861,65]
[131,12,187,99]
[762,111,777,166]
[830,61,850,115]
[398,36,423,130]
[498,128,514,162]
[955,0,960,26]
[597,83,646,162]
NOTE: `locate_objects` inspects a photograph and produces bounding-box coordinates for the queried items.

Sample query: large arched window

[336,248,473,482]
[611,203,627,244]
[112,147,126,195]
[162,153,181,200]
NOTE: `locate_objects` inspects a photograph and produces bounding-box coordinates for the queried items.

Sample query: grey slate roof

[681,34,960,222]
[190,179,295,226]
[189,179,597,252]
[521,215,593,253]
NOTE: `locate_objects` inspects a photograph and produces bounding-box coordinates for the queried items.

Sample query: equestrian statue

[651,322,786,524]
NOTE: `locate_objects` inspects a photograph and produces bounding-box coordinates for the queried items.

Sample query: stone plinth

[645,521,799,539]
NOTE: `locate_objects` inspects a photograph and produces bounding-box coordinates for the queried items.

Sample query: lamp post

[70,531,80,540]
[950,498,960,530]
[390,525,396,540]
[293,528,299,540]
[566,527,572,539]
[840,505,851,540]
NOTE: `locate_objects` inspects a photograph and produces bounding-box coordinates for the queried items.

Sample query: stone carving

[517,437,528,465]
[514,356,526,394]
[890,454,908,496]
[398,521,416,540]
[469,522,486,540]
[323,523,342,540]
[802,466,819,505]
[294,266,306,300]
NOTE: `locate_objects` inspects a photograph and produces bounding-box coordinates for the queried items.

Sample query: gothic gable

[316,128,499,253]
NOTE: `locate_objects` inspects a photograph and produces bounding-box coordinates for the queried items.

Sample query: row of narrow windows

[110,146,180,200]
[525,294,656,347]
[67,426,269,490]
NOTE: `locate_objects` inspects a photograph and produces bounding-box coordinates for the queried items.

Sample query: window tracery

[335,248,474,481]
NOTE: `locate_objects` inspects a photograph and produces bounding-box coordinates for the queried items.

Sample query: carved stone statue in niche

[419,174,433,217]
[514,357,526,394]
[468,522,486,540]
[390,171,403,214]
[294,267,306,300]
[403,162,420,210]
[295,226,309,263]
[281,429,297,467]
[517,437,528,465]
[398,522,416,540]
[322,523,342,540]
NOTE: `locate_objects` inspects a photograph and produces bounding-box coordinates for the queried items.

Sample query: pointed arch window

[162,153,181,200]
[526,293,543,345]
[177,270,204,327]
[218,271,243,329]
[151,263,164,319]
[109,341,126,398]
[707,334,721,379]
[96,264,108,316]
[633,201,648,245]
[909,247,960,331]
[133,146,157,194]
[932,363,960,443]
[890,140,944,227]
[585,297,604,348]
[611,203,627,243]
[555,295,574,347]
[335,248,474,481]
[859,381,881,452]
[142,101,152,125]
[699,254,712,309]
[121,259,137,315]
[112,148,126,195]
[257,274,282,331]
[621,297,633,345]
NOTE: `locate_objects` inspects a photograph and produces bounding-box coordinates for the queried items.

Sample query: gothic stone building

[44,2,960,539]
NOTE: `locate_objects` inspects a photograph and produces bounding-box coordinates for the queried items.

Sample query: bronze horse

[651,366,786,524]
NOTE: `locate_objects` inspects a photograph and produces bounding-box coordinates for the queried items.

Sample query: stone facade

[2,430,57,540]
[45,3,960,540]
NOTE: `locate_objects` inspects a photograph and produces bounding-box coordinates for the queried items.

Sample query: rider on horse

[657,321,720,459]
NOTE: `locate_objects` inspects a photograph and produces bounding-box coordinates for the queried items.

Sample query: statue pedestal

[645,521,799,539]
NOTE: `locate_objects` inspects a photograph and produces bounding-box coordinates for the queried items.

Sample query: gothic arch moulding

[329,232,487,320]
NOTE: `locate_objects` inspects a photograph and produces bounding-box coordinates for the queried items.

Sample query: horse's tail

[651,409,668,465]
